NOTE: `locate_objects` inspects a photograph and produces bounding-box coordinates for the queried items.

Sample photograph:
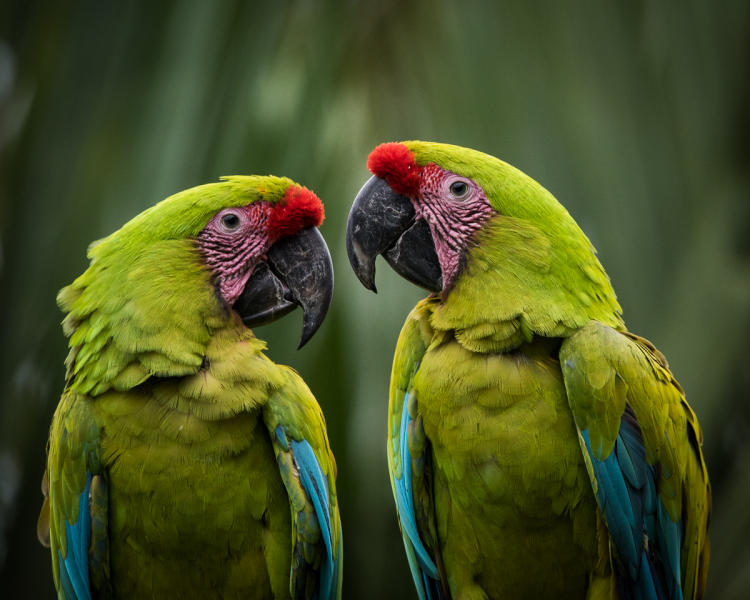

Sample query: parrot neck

[429,214,624,353]
[58,239,251,397]
[148,322,284,421]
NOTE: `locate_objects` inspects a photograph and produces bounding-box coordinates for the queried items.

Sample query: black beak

[346,175,442,293]
[234,227,333,348]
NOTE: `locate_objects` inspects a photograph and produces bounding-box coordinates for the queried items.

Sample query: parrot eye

[449,180,469,198]
[220,212,242,232]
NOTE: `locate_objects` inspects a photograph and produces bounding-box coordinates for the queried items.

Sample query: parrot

[345,141,710,600]
[37,176,343,599]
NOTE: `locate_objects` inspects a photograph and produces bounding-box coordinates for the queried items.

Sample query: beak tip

[355,271,378,293]
[297,309,326,349]
[347,238,379,293]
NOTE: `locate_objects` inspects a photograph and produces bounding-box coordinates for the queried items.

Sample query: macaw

[345,141,710,599]
[37,176,343,599]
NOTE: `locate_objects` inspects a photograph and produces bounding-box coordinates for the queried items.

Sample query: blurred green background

[1,0,748,597]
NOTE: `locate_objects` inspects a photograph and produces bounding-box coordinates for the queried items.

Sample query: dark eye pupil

[450,181,468,197]
[221,213,240,229]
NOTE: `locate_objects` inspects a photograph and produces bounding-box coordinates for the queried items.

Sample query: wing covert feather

[388,300,449,599]
[561,321,710,600]
[41,392,109,600]
[263,372,343,600]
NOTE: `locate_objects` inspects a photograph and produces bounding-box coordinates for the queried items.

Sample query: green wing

[263,371,343,600]
[388,299,450,600]
[39,392,110,600]
[560,321,710,600]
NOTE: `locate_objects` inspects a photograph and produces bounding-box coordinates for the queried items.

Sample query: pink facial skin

[414,163,495,288]
[197,203,272,305]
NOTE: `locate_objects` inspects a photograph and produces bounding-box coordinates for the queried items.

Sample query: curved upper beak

[345,175,442,293]
[234,227,334,348]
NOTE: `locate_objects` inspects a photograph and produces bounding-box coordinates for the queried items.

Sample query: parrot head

[346,141,622,346]
[346,142,493,293]
[86,175,332,348]
[60,175,333,395]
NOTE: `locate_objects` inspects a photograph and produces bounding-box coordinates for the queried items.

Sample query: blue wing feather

[58,558,76,600]
[392,391,440,600]
[288,436,339,600]
[58,472,92,600]
[582,410,683,600]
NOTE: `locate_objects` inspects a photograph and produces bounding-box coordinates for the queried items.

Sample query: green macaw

[37,176,343,599]
[346,141,710,599]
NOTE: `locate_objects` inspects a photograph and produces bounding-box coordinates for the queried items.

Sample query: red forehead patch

[267,185,324,240]
[367,142,422,197]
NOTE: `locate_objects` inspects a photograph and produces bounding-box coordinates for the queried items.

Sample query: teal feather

[394,391,438,580]
[60,473,92,600]
[289,438,335,600]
